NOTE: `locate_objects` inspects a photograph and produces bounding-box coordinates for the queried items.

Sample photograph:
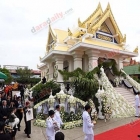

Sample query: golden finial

[68,28,72,36]
[133,46,138,53]
[78,18,82,27]
[97,2,101,9]
[123,34,126,43]
[120,34,126,43]
[107,2,111,10]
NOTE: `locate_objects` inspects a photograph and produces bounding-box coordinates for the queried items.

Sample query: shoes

[135,116,139,117]
[18,128,20,131]
[27,135,31,138]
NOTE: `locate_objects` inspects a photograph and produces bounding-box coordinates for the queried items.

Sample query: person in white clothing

[135,92,140,117]
[82,104,94,140]
[46,110,60,140]
[54,105,63,128]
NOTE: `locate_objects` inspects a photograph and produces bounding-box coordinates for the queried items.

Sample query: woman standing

[23,101,31,138]
[8,107,19,140]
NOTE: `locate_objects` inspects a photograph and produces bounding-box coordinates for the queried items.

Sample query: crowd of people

[0,84,32,140]
[0,83,95,140]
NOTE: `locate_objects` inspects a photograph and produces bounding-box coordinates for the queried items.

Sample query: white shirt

[54,110,63,128]
[82,110,94,135]
[135,95,140,106]
[46,117,59,137]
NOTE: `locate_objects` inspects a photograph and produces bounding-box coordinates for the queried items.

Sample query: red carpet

[95,120,140,140]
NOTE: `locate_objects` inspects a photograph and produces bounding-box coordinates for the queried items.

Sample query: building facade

[38,3,138,82]
[3,65,41,79]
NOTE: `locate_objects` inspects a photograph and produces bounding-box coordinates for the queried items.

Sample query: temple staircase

[114,87,135,107]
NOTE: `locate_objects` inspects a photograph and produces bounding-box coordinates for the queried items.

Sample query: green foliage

[99,59,122,76]
[60,111,82,123]
[36,113,46,120]
[32,80,60,97]
[15,68,33,84]
[131,76,140,83]
[59,68,99,101]
[0,68,12,84]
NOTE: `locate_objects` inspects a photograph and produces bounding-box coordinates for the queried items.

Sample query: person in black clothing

[24,101,31,138]
[0,100,10,122]
[0,121,11,140]
[20,85,25,102]
[0,93,2,106]
[6,95,11,107]
[8,107,19,140]
[16,97,23,131]
[55,132,65,140]
[12,95,18,108]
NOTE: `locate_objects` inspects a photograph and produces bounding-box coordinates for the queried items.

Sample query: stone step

[114,87,135,107]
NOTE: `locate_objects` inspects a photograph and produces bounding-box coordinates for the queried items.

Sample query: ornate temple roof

[39,2,138,64]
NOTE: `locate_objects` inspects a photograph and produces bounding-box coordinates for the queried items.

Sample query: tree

[58,68,99,101]
[0,68,12,84]
[16,67,33,84]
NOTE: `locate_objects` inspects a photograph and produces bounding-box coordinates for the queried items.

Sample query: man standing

[54,105,63,128]
[20,85,24,102]
[46,110,59,140]
[0,100,10,122]
[135,92,140,117]
[82,104,94,140]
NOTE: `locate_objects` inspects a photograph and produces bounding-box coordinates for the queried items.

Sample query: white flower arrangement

[97,67,135,118]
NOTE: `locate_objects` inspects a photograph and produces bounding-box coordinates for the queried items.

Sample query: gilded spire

[48,24,57,40]
[97,2,102,9]
[78,18,82,27]
[133,46,138,53]
[68,28,72,36]
[79,3,103,28]
[107,2,111,10]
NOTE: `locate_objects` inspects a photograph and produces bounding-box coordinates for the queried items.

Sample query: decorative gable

[99,22,111,34]
[46,25,57,52]
[87,3,126,45]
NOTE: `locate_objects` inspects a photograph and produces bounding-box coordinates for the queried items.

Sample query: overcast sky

[0,0,140,70]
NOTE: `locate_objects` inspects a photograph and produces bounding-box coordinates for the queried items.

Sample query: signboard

[96,33,113,42]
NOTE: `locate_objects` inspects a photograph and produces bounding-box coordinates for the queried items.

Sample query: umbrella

[0,72,7,80]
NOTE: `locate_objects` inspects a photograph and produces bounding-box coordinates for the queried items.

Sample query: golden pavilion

[38,3,138,82]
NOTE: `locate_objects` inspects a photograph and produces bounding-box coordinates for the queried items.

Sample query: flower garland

[98,67,135,118]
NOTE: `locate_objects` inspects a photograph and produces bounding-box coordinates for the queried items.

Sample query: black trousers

[24,120,31,135]
[20,94,24,102]
[17,113,23,129]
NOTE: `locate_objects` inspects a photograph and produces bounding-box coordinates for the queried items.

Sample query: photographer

[0,121,11,140]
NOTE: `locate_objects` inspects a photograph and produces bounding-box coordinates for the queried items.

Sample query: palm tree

[58,67,99,101]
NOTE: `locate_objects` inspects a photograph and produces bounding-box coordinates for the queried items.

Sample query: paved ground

[15,116,139,140]
[12,91,139,140]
